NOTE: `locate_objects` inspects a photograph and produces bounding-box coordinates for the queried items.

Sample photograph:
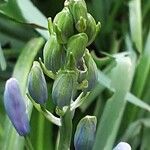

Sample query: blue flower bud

[52,70,78,108]
[84,50,98,91]
[53,7,74,44]
[43,34,65,73]
[67,33,88,62]
[113,142,131,150]
[4,78,30,136]
[28,61,48,104]
[74,115,97,150]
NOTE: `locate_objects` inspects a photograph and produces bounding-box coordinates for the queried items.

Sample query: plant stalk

[57,107,72,150]
[25,136,34,150]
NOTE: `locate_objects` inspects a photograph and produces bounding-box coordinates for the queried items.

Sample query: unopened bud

[85,13,101,46]
[67,33,88,61]
[43,34,65,73]
[4,78,30,136]
[76,16,87,33]
[67,0,87,32]
[113,142,131,150]
[74,115,97,150]
[84,50,98,91]
[53,7,74,44]
[77,58,87,83]
[28,61,48,104]
[52,70,78,108]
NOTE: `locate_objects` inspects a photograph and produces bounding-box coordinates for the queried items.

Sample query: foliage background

[0,0,150,149]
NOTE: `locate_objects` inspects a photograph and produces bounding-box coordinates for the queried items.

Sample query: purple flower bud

[4,78,30,136]
[74,115,97,150]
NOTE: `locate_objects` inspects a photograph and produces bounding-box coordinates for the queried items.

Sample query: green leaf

[93,55,133,150]
[132,29,150,97]
[0,0,49,39]
[127,29,150,123]
[2,37,45,150]
[126,93,150,112]
[122,118,150,141]
[0,14,37,43]
[129,0,142,53]
[140,127,150,150]
[0,43,6,71]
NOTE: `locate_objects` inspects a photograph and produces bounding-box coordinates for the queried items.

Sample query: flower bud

[76,16,87,33]
[67,0,87,32]
[85,13,101,46]
[67,33,88,62]
[113,142,131,150]
[53,7,74,44]
[77,58,87,83]
[4,78,30,136]
[52,70,78,108]
[74,115,97,150]
[43,34,65,73]
[28,61,48,104]
[84,50,98,91]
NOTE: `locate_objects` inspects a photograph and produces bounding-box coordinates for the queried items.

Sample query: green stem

[37,114,45,150]
[57,107,72,150]
[27,93,61,126]
[25,136,34,150]
[39,57,56,80]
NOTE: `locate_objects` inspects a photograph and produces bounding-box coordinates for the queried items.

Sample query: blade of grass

[128,29,150,122]
[132,29,150,97]
[93,55,133,150]
[0,43,6,71]
[0,0,49,39]
[2,37,45,150]
[122,118,150,141]
[129,0,142,53]
[140,127,150,150]
[126,93,150,112]
[0,14,36,42]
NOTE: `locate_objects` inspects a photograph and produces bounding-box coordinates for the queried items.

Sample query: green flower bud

[74,115,97,150]
[67,33,88,61]
[84,50,98,91]
[75,16,87,33]
[77,58,87,83]
[43,34,65,73]
[67,0,87,32]
[52,70,78,108]
[85,13,101,46]
[53,7,74,44]
[28,61,48,104]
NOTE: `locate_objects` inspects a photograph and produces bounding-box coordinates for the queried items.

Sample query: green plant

[0,0,150,149]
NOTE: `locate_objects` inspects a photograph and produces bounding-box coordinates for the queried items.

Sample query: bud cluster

[41,0,100,109]
[3,0,100,148]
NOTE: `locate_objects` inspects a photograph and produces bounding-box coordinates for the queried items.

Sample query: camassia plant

[3,0,132,150]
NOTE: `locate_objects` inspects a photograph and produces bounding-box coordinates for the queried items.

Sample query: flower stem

[25,136,34,150]
[27,93,61,126]
[57,107,72,150]
[37,114,45,150]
